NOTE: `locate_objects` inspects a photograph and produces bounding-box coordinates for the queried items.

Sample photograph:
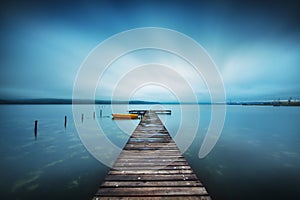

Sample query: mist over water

[0,104,299,200]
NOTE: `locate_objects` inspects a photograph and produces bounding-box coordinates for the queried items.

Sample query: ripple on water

[281,151,298,158]
[283,163,295,168]
[68,177,81,189]
[43,159,64,168]
[11,170,43,192]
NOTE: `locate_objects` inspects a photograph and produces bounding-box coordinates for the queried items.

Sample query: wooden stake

[64,116,67,128]
[34,120,38,138]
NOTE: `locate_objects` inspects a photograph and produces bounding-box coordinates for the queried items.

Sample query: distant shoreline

[0,99,179,105]
[228,101,300,106]
[0,99,157,105]
[0,98,299,106]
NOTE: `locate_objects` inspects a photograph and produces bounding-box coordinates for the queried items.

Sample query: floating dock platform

[129,110,171,115]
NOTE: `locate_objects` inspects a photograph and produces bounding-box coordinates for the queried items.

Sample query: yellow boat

[112,113,139,119]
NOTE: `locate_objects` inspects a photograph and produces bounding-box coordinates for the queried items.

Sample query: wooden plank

[124,143,177,148]
[130,135,171,138]
[108,169,194,175]
[121,150,181,153]
[129,110,171,115]
[114,165,189,169]
[124,146,178,149]
[128,138,172,142]
[113,164,190,169]
[112,165,191,170]
[94,197,211,200]
[114,161,189,167]
[95,187,208,196]
[115,159,186,165]
[116,158,185,162]
[117,155,185,159]
[101,180,202,187]
[120,149,182,153]
[133,130,169,134]
[104,174,199,181]
[118,152,182,156]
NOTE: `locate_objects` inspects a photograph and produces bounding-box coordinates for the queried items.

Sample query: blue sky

[1,0,300,102]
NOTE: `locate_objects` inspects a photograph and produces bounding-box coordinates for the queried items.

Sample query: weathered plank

[101,180,202,187]
[108,169,194,175]
[113,166,191,170]
[114,161,189,167]
[124,143,177,148]
[104,174,200,181]
[116,157,185,161]
[129,110,171,115]
[123,147,179,151]
[120,150,182,154]
[94,111,211,199]
[96,186,208,196]
[117,155,183,159]
[94,197,211,200]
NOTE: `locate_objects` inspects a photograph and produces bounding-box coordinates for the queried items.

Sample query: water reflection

[0,105,299,200]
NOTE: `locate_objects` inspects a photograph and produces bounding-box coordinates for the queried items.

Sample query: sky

[1,0,300,102]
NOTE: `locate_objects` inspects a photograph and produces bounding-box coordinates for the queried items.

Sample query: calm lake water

[0,104,299,200]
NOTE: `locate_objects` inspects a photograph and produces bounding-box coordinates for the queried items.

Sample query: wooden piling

[93,112,95,119]
[34,120,38,138]
[81,114,84,123]
[100,109,102,118]
[93,110,211,199]
[64,116,67,128]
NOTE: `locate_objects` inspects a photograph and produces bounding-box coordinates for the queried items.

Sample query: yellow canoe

[112,113,139,119]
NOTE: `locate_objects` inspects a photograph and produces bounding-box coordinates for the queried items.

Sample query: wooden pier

[93,110,211,200]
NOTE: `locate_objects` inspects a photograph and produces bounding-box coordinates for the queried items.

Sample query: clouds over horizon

[221,39,300,100]
[1,0,300,101]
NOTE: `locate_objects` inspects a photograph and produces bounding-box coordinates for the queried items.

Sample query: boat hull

[112,114,139,119]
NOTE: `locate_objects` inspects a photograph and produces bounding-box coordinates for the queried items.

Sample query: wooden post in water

[100,109,102,118]
[93,112,95,119]
[64,116,67,128]
[34,120,38,138]
[81,114,84,123]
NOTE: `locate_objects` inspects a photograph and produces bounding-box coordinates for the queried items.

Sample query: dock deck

[129,109,171,115]
[93,110,211,200]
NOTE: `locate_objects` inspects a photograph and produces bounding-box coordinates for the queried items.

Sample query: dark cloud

[1,0,299,100]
